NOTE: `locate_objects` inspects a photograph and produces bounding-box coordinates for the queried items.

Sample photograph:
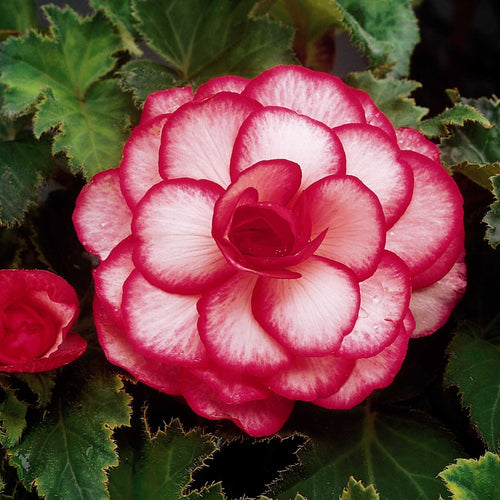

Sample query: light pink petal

[159,92,262,188]
[122,270,207,366]
[119,115,167,208]
[132,178,234,294]
[182,374,294,436]
[386,151,464,275]
[93,297,182,394]
[314,323,411,409]
[334,124,414,227]
[198,272,292,377]
[265,354,355,401]
[194,76,249,101]
[338,251,411,358]
[186,366,271,405]
[242,65,366,128]
[253,256,360,357]
[411,229,464,289]
[73,169,132,261]
[297,175,385,280]
[93,237,135,322]
[140,86,193,123]
[410,252,466,337]
[350,87,396,139]
[396,127,440,162]
[230,107,346,189]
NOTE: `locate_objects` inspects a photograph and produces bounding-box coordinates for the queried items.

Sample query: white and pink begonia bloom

[73,66,466,436]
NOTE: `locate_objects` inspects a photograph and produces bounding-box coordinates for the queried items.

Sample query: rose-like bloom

[73,65,466,436]
[0,270,86,372]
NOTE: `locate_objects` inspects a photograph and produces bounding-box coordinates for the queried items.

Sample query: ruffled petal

[198,271,292,376]
[122,270,207,366]
[133,178,234,294]
[140,86,193,123]
[410,252,466,337]
[338,251,411,358]
[230,106,346,189]
[182,373,294,437]
[94,297,182,394]
[119,115,166,208]
[242,65,366,128]
[194,76,249,100]
[159,92,262,188]
[253,256,360,357]
[297,175,385,280]
[386,151,464,274]
[334,124,414,227]
[395,127,440,162]
[73,169,132,261]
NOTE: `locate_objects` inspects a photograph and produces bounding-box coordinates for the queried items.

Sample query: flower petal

[385,151,464,275]
[194,76,249,101]
[159,92,262,187]
[182,373,294,437]
[297,175,385,280]
[410,252,466,337]
[265,354,355,401]
[94,297,182,394]
[140,86,193,123]
[230,106,346,189]
[253,256,360,357]
[334,124,414,227]
[396,127,440,162]
[119,115,166,208]
[198,271,292,376]
[242,65,366,128]
[338,251,411,358]
[73,169,132,261]
[133,178,234,294]
[122,270,207,366]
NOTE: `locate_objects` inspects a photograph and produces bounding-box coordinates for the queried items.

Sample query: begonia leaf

[8,372,131,500]
[130,0,295,82]
[340,477,380,500]
[108,419,219,499]
[16,372,56,408]
[267,406,461,499]
[484,175,500,248]
[187,483,225,500]
[0,0,38,39]
[345,71,428,127]
[444,322,500,451]
[0,6,135,178]
[336,0,419,77]
[0,390,27,449]
[438,452,500,500]
[0,139,53,227]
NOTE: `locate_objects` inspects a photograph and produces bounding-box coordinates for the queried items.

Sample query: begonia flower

[73,65,466,436]
[0,270,86,373]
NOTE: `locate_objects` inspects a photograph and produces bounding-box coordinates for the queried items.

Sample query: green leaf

[336,0,419,77]
[444,322,500,451]
[268,406,462,500]
[345,71,428,127]
[16,372,57,408]
[9,372,131,500]
[0,0,38,38]
[484,174,500,248]
[340,477,379,500]
[0,390,27,448]
[187,482,226,500]
[0,138,53,227]
[131,0,296,82]
[108,419,219,500]
[0,6,134,178]
[439,452,500,500]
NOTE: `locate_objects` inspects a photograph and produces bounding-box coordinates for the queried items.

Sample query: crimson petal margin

[242,65,366,128]
[253,256,360,357]
[140,86,193,123]
[122,270,207,366]
[197,271,292,377]
[194,75,249,101]
[396,127,441,162]
[230,106,346,189]
[159,92,262,188]
[133,178,235,295]
[73,169,132,261]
